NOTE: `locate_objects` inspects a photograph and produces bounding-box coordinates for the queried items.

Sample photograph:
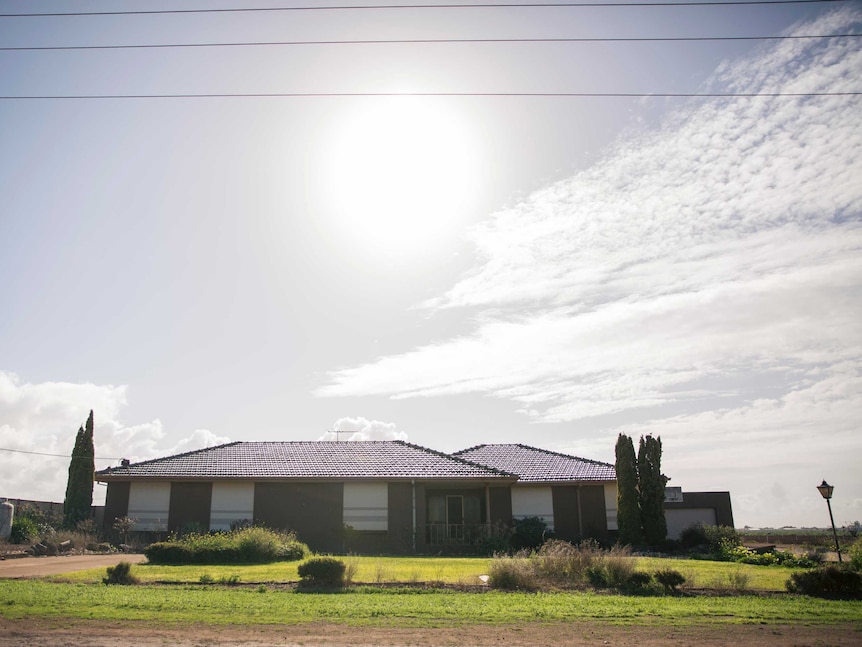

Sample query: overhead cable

[0,0,849,18]
[3,33,859,51]
[0,447,124,461]
[2,91,859,100]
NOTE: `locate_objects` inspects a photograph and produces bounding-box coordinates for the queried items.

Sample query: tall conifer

[637,434,668,546]
[64,410,95,528]
[614,433,641,545]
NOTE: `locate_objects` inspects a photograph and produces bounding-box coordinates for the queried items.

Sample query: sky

[1,0,860,530]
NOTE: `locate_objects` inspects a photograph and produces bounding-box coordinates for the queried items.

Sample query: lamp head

[817,480,834,500]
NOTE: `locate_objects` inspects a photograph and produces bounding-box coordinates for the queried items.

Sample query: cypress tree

[614,433,641,545]
[64,410,95,528]
[637,434,668,546]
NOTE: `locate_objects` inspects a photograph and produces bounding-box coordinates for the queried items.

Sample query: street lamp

[817,480,842,563]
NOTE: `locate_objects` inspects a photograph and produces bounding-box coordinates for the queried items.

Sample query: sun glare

[316,97,482,261]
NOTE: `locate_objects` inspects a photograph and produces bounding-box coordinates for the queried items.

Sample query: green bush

[786,565,862,599]
[849,538,862,571]
[585,564,610,588]
[623,571,657,594]
[511,517,552,551]
[103,561,138,585]
[654,568,686,593]
[297,557,347,588]
[10,517,40,544]
[682,524,740,555]
[144,527,309,565]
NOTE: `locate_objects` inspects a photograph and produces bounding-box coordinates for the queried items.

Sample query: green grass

[55,555,804,592]
[635,557,796,591]
[53,556,493,586]
[2,580,860,627]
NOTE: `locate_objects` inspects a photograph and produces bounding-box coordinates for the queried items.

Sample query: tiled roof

[453,444,616,482]
[96,441,516,481]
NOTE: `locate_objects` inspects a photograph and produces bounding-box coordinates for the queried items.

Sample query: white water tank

[0,500,13,540]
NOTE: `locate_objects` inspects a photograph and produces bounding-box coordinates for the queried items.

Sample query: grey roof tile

[453,443,615,482]
[96,441,516,481]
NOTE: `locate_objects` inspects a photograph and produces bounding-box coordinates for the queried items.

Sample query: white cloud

[318,416,408,442]
[0,371,230,505]
[316,10,862,527]
[318,9,862,426]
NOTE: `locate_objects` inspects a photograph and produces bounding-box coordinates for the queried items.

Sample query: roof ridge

[400,440,517,477]
[512,443,614,468]
[451,443,486,456]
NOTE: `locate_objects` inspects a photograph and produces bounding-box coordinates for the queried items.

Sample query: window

[343,482,388,531]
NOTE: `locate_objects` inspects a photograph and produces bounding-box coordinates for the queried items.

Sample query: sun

[315,97,482,261]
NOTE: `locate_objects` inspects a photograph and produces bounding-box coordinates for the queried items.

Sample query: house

[95,440,731,553]
[453,444,618,542]
[95,440,617,553]
[662,486,734,540]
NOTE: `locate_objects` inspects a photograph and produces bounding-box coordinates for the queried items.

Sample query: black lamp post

[817,480,842,563]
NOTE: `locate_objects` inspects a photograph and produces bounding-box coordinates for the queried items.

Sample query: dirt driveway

[0,553,147,578]
[1,619,861,647]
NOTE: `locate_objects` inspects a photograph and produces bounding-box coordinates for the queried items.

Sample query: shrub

[725,569,751,592]
[654,568,686,593]
[103,561,138,585]
[534,539,584,582]
[624,571,657,594]
[786,565,862,599]
[511,517,552,551]
[297,557,347,588]
[682,524,740,556]
[488,556,539,591]
[602,544,635,586]
[586,564,610,588]
[849,538,862,572]
[10,517,40,544]
[144,527,309,565]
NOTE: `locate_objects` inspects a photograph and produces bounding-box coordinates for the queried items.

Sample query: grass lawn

[56,555,803,593]
[2,580,861,628]
[634,557,794,592]
[53,556,493,586]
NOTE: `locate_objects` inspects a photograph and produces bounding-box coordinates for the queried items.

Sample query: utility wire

[0,0,849,18]
[0,447,124,461]
[1,91,859,99]
[3,33,858,51]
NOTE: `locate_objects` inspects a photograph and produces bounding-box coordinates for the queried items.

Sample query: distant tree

[64,410,95,528]
[615,433,641,545]
[638,434,668,546]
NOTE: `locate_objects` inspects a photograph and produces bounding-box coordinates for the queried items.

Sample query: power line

[0,447,124,461]
[0,0,849,18]
[3,33,858,51]
[1,91,859,99]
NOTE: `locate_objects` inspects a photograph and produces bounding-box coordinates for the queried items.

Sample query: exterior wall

[210,481,255,531]
[414,482,428,552]
[387,482,414,554]
[488,486,512,525]
[168,482,212,533]
[511,486,554,529]
[127,482,171,531]
[666,508,716,540]
[578,485,609,539]
[254,482,343,553]
[663,491,734,539]
[551,486,581,541]
[102,482,130,533]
